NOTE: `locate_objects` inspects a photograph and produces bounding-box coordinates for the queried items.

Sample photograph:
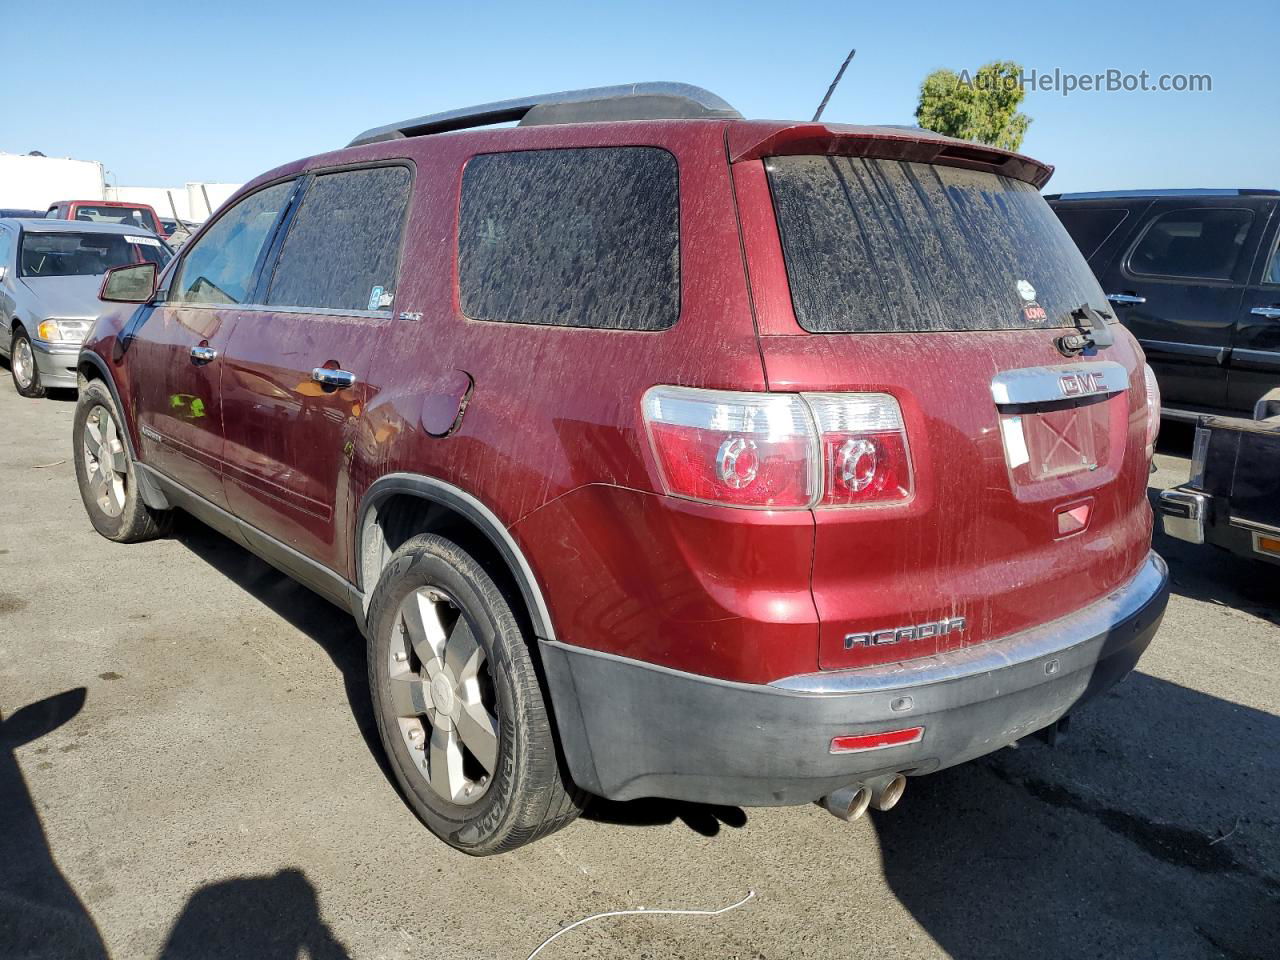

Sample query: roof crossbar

[348,82,741,147]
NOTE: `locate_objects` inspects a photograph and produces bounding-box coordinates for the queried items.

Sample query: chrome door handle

[1106,293,1147,305]
[190,345,218,364]
[311,367,357,389]
[1250,306,1280,319]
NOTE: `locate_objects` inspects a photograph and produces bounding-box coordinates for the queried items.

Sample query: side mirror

[100,262,158,303]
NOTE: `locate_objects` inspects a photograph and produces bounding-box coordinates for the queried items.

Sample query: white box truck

[0,154,106,210]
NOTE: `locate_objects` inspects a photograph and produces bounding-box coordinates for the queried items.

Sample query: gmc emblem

[1059,372,1105,397]
[844,616,967,650]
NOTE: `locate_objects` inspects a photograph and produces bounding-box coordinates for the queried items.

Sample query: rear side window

[1126,208,1254,281]
[1052,207,1130,260]
[767,157,1107,333]
[171,181,294,304]
[459,147,679,330]
[267,166,412,312]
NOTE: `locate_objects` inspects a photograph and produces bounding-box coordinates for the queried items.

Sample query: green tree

[915,61,1031,152]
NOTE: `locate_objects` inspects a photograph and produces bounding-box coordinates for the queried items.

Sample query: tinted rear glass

[767,157,1108,333]
[73,205,161,233]
[19,231,171,277]
[458,147,679,330]
[1052,206,1130,261]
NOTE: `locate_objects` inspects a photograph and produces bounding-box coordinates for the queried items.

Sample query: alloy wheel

[389,587,500,805]
[82,405,128,518]
[12,337,34,389]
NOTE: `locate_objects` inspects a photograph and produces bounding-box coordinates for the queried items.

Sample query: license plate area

[998,396,1110,481]
[990,361,1130,488]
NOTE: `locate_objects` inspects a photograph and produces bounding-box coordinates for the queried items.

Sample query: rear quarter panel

[343,122,816,678]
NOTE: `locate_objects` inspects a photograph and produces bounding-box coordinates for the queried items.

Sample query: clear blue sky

[7,0,1273,194]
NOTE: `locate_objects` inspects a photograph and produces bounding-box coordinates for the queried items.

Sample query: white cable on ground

[526,889,757,960]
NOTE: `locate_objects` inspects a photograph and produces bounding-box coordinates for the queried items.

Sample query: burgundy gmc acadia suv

[75,83,1169,854]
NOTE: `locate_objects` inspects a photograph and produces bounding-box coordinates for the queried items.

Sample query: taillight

[1142,363,1161,459]
[807,394,913,506]
[642,388,817,508]
[642,386,913,509]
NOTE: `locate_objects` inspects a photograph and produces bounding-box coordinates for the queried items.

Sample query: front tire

[10,328,45,398]
[366,533,583,855]
[73,379,171,542]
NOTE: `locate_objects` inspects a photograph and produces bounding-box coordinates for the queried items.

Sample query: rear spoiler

[727,124,1054,189]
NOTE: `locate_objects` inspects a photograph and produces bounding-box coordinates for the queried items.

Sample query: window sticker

[1022,302,1047,323]
[367,285,385,311]
[125,235,162,247]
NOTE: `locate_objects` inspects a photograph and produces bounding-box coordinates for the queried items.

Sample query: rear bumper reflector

[830,726,924,754]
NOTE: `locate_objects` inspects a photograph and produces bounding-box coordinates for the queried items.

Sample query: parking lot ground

[1,381,1277,960]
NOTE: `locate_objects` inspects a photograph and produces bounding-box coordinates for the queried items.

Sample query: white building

[107,183,242,223]
[1,151,240,223]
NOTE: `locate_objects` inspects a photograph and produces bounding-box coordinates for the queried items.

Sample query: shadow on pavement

[2,695,354,960]
[875,672,1280,959]
[169,514,393,783]
[585,796,748,837]
[157,868,350,960]
[0,688,108,959]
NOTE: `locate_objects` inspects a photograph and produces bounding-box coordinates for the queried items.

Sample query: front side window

[458,147,680,330]
[266,166,412,312]
[768,156,1107,333]
[170,182,294,305]
[1127,208,1254,281]
[19,231,172,277]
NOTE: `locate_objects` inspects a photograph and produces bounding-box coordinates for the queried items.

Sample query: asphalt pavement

[1,380,1276,960]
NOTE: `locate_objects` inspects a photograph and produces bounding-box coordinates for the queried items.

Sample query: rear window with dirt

[766,157,1108,333]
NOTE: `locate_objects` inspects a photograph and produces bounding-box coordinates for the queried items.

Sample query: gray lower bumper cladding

[540,552,1169,806]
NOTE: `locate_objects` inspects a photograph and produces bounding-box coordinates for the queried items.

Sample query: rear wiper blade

[1056,303,1115,356]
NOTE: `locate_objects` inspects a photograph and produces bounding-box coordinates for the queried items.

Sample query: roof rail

[347,82,742,147]
[1046,188,1280,201]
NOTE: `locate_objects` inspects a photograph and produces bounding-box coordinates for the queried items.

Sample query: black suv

[1048,189,1280,419]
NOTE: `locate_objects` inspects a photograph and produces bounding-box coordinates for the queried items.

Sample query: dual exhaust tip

[822,773,907,821]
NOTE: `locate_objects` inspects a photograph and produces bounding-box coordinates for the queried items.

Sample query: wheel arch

[76,351,135,447]
[75,350,169,510]
[356,473,558,644]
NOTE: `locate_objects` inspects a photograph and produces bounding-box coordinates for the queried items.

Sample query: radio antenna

[812,48,856,122]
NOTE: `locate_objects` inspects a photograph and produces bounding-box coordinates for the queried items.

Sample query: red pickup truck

[46,200,167,239]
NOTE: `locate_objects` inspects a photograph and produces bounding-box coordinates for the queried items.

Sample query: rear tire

[10,328,45,399]
[73,379,171,542]
[366,533,583,855]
